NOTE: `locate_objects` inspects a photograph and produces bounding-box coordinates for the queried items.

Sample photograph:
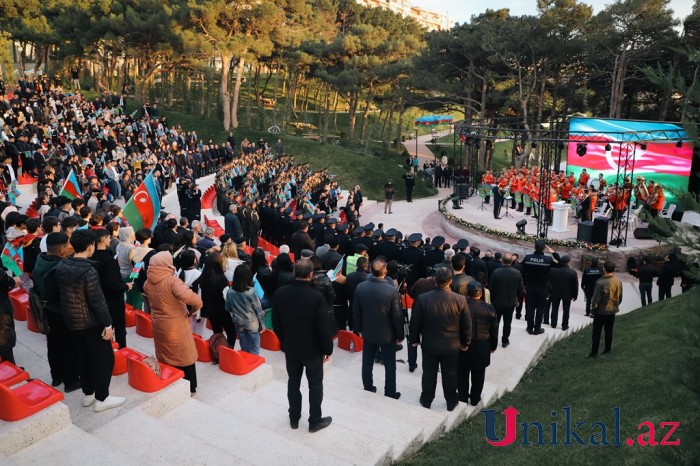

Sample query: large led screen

[566,118,693,204]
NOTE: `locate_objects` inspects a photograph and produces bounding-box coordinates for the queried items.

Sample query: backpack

[209,332,229,364]
[27,287,51,335]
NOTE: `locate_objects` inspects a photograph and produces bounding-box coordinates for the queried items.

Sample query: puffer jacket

[409,287,472,355]
[56,257,112,331]
[144,252,202,367]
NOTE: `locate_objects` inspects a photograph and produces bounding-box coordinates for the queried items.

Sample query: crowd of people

[479,166,668,224]
[0,76,693,432]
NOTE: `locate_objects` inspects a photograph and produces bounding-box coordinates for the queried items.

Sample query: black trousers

[584,289,594,315]
[525,288,548,332]
[493,198,502,218]
[362,341,397,395]
[72,327,114,401]
[285,354,324,424]
[420,352,458,407]
[333,304,348,332]
[457,352,486,404]
[549,298,572,328]
[174,363,197,393]
[406,187,413,202]
[108,300,127,349]
[658,284,672,301]
[209,311,237,348]
[590,314,615,355]
[495,305,514,342]
[46,311,79,385]
[0,346,14,364]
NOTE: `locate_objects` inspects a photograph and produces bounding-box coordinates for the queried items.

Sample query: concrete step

[92,407,242,465]
[8,425,142,466]
[0,402,71,456]
[160,398,353,465]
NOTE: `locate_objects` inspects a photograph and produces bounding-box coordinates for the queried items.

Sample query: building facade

[357,0,453,31]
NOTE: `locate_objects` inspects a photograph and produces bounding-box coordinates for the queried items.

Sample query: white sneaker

[93,395,126,413]
[82,394,96,407]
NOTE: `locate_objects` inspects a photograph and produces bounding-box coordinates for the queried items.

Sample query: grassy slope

[162,109,437,202]
[402,289,700,466]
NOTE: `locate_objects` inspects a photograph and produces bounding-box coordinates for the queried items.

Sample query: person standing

[384,181,394,214]
[226,264,265,355]
[0,263,20,364]
[657,255,676,301]
[409,267,471,411]
[581,258,604,317]
[458,281,498,406]
[145,251,203,394]
[92,229,130,349]
[273,259,334,432]
[548,255,578,330]
[521,240,554,335]
[637,257,655,306]
[488,253,524,348]
[588,262,622,358]
[353,258,404,399]
[403,172,415,203]
[492,185,503,219]
[56,229,125,412]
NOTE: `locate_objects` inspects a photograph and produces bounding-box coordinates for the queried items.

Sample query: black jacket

[224,212,243,238]
[33,253,63,314]
[521,251,553,290]
[290,230,314,259]
[581,266,604,292]
[92,249,129,308]
[637,264,656,284]
[450,272,473,297]
[462,297,499,369]
[409,287,471,355]
[549,265,579,301]
[56,257,112,331]
[353,276,404,345]
[488,266,525,308]
[272,280,334,360]
[345,269,369,308]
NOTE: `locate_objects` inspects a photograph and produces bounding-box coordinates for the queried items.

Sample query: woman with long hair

[226,264,264,355]
[199,252,237,347]
[222,242,245,283]
[270,252,294,294]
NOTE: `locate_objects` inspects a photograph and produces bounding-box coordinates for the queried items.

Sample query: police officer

[186,182,202,222]
[371,228,402,262]
[521,240,554,335]
[424,236,447,271]
[247,199,260,248]
[336,223,351,257]
[398,233,427,289]
[581,258,604,317]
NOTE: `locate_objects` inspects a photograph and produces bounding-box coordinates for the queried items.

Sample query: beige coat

[144,252,203,367]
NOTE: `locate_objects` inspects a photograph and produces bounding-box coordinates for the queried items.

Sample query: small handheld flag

[326,256,344,282]
[2,243,24,276]
[59,169,82,200]
[122,172,161,231]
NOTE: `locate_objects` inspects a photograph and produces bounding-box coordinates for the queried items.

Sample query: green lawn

[160,109,437,202]
[401,288,700,466]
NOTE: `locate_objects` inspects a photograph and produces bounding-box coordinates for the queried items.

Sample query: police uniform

[521,242,553,334]
[581,264,604,316]
[398,233,427,288]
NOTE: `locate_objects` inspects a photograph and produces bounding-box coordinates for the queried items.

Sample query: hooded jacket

[56,256,112,331]
[33,253,63,314]
[144,252,202,367]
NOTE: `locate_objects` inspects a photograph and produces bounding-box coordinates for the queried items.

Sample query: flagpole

[60,168,73,195]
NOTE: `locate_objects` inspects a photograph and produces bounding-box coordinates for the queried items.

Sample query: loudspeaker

[592,217,609,244]
[633,227,654,239]
[577,221,594,243]
[456,183,469,200]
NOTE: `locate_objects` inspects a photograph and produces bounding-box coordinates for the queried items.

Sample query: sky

[414,0,695,26]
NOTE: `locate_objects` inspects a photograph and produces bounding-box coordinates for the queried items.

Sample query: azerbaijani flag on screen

[2,243,24,276]
[122,172,160,231]
[59,169,82,200]
[326,256,344,282]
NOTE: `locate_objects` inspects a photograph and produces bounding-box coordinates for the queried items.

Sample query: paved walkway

[2,174,682,466]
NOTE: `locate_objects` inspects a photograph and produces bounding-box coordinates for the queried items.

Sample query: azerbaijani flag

[59,169,82,200]
[122,172,161,231]
[253,273,265,299]
[2,243,24,276]
[326,256,344,282]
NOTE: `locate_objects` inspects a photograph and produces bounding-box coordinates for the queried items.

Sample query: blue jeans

[237,328,260,355]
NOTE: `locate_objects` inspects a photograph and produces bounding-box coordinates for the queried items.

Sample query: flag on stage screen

[59,169,82,200]
[326,256,344,282]
[2,243,24,276]
[122,172,161,231]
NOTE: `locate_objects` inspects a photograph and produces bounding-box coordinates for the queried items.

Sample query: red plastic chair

[337,330,363,352]
[260,330,281,352]
[206,319,213,331]
[112,347,146,376]
[9,288,28,322]
[127,358,184,393]
[135,311,153,338]
[0,379,64,421]
[219,347,265,375]
[125,306,136,328]
[0,361,30,387]
[193,334,213,363]
[111,341,119,350]
[25,305,40,333]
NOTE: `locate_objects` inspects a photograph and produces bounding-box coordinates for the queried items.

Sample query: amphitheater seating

[201,186,217,209]
[0,361,30,387]
[0,379,64,421]
[337,330,363,352]
[127,358,184,393]
[219,347,265,376]
[135,311,153,338]
[193,334,213,363]
[9,288,28,322]
[124,304,136,328]
[203,215,225,237]
[112,347,146,376]
[260,330,281,352]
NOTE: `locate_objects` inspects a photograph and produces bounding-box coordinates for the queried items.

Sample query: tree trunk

[134,62,161,104]
[272,61,280,125]
[332,90,339,131]
[348,92,359,143]
[358,90,374,143]
[609,50,628,119]
[321,83,331,143]
[220,53,232,131]
[231,57,246,129]
[245,65,253,127]
[396,101,406,156]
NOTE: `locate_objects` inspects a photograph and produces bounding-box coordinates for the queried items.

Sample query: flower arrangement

[439,197,608,251]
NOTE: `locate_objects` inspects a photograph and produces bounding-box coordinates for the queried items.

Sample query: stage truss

[450,118,690,246]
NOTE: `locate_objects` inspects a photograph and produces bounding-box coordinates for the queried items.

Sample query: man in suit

[273,259,334,433]
[289,222,314,260]
[488,253,524,348]
[548,255,579,330]
[450,253,473,297]
[458,281,498,406]
[353,258,404,399]
[410,267,471,411]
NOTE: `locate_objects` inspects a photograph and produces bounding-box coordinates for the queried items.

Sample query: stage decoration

[415,115,454,126]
